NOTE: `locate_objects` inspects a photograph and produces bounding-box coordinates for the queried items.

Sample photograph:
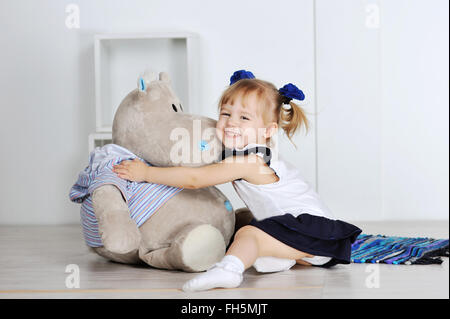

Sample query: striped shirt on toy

[69,144,182,247]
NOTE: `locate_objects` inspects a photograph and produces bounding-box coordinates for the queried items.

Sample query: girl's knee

[235,226,314,260]
[234,225,259,239]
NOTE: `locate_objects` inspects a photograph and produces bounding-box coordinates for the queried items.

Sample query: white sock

[252,256,296,273]
[182,255,245,292]
[301,255,332,265]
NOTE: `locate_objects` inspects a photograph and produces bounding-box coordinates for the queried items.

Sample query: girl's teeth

[225,131,240,137]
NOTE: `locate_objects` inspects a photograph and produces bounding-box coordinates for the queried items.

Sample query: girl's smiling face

[216,92,277,149]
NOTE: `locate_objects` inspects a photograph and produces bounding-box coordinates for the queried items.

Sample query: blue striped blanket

[351,234,449,265]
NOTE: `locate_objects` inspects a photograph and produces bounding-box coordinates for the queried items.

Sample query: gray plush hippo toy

[73,70,243,272]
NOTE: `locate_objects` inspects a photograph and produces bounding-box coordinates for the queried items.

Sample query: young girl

[112,70,362,292]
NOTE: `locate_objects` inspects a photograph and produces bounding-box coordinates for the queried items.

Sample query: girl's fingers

[113,167,128,174]
[116,161,129,168]
[115,170,128,178]
[112,165,129,179]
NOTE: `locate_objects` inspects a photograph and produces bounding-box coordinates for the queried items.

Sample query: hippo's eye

[172,104,178,112]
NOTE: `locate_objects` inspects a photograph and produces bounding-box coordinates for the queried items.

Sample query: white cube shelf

[88,132,112,153]
[94,32,197,132]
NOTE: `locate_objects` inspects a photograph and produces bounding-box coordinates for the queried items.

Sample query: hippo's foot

[98,209,141,254]
[91,246,142,264]
[139,223,226,272]
[92,185,141,254]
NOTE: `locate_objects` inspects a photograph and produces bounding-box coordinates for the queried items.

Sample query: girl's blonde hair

[218,78,309,147]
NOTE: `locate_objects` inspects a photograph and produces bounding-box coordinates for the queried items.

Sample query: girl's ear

[264,122,279,139]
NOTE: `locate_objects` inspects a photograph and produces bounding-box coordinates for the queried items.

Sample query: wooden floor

[0,221,448,299]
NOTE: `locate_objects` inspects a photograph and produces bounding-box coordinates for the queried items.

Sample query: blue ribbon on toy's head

[229,69,255,85]
[229,69,305,104]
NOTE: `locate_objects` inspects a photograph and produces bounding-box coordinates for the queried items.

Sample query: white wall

[0,0,447,224]
[315,0,383,221]
[315,0,448,220]
[380,0,449,219]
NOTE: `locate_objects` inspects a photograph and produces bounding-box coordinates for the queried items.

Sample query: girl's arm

[113,155,269,189]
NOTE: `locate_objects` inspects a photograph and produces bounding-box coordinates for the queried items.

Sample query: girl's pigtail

[279,101,310,147]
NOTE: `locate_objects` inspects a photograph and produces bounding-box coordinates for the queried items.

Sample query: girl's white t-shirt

[231,143,335,221]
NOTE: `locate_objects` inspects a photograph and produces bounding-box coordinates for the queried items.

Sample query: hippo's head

[112,71,223,167]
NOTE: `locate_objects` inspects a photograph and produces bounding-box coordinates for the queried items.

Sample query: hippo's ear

[159,72,171,84]
[137,77,147,92]
[137,70,157,93]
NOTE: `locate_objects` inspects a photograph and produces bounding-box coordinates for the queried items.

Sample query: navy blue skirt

[249,213,362,268]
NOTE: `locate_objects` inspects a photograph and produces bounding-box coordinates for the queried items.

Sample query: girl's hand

[113,158,148,182]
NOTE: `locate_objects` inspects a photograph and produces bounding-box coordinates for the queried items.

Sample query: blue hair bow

[279,83,305,103]
[230,69,255,85]
[229,69,305,103]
